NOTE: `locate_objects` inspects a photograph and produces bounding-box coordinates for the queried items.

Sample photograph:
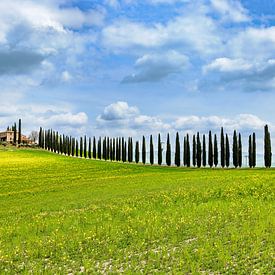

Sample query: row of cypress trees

[38,125,273,168]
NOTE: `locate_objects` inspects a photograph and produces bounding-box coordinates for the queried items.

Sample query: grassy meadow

[0,147,274,273]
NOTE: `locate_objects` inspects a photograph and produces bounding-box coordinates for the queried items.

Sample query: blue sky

[0,0,274,148]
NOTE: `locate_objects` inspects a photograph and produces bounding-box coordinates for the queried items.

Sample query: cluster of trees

[6,119,22,144]
[38,125,273,168]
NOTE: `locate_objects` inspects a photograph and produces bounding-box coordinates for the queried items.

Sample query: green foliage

[142,136,146,165]
[0,148,274,273]
[175,132,180,167]
[196,133,201,168]
[220,127,225,168]
[166,134,171,166]
[208,131,213,168]
[214,134,218,167]
[150,135,154,165]
[158,134,162,166]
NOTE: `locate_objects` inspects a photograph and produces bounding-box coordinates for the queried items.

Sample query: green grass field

[0,147,274,273]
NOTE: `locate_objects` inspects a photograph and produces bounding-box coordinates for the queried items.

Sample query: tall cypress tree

[175,132,181,167]
[220,127,225,168]
[183,137,187,166]
[121,137,124,162]
[142,136,146,164]
[88,137,92,159]
[233,130,238,168]
[103,137,107,160]
[39,127,42,147]
[238,133,242,168]
[13,123,17,144]
[166,133,171,166]
[186,134,191,167]
[249,135,252,168]
[214,134,218,167]
[128,138,131,162]
[225,134,230,168]
[158,134,162,166]
[71,138,75,156]
[208,131,213,168]
[150,135,154,165]
[107,137,110,160]
[80,137,83,158]
[192,135,197,167]
[76,139,79,157]
[196,133,201,168]
[18,119,21,144]
[264,125,272,168]
[98,137,102,160]
[93,137,96,159]
[252,133,256,168]
[135,141,140,163]
[84,136,87,158]
[202,134,206,167]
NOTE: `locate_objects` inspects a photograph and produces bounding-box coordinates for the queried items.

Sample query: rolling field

[0,147,274,274]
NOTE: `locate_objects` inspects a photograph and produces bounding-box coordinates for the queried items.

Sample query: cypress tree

[128,138,131,162]
[225,134,230,168]
[158,134,162,166]
[93,137,96,159]
[130,138,133,162]
[88,137,92,159]
[208,131,213,168]
[175,132,180,167]
[113,138,116,161]
[80,137,83,158]
[106,137,110,160]
[166,133,171,166]
[121,137,124,162]
[252,133,256,168]
[192,135,196,167]
[39,127,42,147]
[98,137,102,160]
[103,137,106,160]
[196,133,201,168]
[115,138,119,161]
[53,131,56,153]
[186,134,191,167]
[135,141,139,163]
[220,127,225,168]
[76,139,79,157]
[56,132,59,153]
[238,133,242,168]
[249,135,253,168]
[202,134,206,167]
[264,125,272,168]
[123,141,127,162]
[84,136,87,158]
[59,135,62,154]
[72,138,75,156]
[150,135,154,165]
[214,134,218,167]
[13,123,17,144]
[142,136,146,164]
[233,130,238,168]
[18,119,22,144]
[183,137,187,166]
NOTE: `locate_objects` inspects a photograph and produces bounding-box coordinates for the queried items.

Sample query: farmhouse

[0,129,31,144]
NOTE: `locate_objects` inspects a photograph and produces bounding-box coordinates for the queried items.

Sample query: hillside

[0,148,274,273]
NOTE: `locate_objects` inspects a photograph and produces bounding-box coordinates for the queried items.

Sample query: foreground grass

[0,147,274,273]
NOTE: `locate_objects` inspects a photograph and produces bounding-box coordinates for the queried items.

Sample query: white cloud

[98,101,139,121]
[102,6,222,55]
[174,114,268,132]
[203,58,253,73]
[122,51,189,83]
[211,0,250,22]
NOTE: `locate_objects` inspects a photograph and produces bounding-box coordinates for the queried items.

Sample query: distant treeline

[38,125,272,168]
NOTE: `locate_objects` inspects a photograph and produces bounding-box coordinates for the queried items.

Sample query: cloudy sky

[0,0,274,147]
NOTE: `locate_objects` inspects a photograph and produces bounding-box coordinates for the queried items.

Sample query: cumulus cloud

[96,101,170,135]
[0,50,45,75]
[102,6,222,55]
[122,51,189,83]
[174,114,267,133]
[96,101,269,138]
[98,101,139,120]
[203,58,275,92]
[210,0,250,22]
